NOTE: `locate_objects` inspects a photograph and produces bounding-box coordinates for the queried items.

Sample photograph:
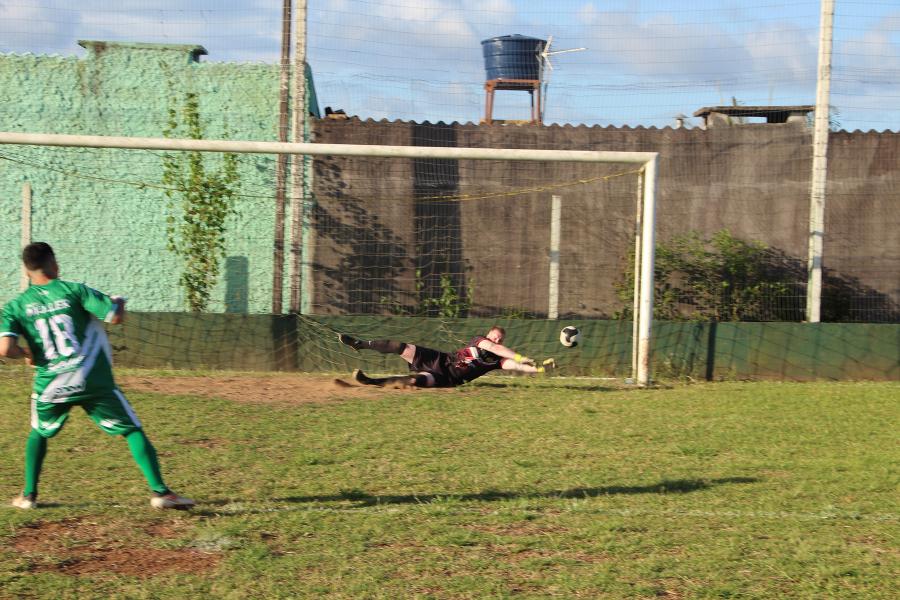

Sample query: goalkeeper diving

[338,325,555,388]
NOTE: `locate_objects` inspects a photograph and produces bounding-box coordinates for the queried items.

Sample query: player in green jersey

[0,242,194,510]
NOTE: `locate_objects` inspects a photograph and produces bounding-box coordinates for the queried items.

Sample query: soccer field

[0,367,897,599]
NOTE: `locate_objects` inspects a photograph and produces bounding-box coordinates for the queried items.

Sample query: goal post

[0,130,658,386]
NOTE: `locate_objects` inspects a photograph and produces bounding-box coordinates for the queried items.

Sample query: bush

[617,230,797,321]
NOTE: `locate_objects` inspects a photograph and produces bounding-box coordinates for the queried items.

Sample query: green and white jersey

[1,279,119,402]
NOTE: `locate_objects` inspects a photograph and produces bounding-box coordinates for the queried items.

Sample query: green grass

[0,365,897,599]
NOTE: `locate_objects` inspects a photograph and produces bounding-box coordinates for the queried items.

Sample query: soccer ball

[559,326,580,348]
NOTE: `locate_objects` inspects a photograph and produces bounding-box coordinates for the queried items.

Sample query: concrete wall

[312,119,899,320]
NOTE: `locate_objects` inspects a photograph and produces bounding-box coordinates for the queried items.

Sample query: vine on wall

[162,93,239,312]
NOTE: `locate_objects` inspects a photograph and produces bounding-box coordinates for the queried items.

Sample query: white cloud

[741,22,817,85]
[312,0,480,54]
[576,9,754,80]
[836,11,900,85]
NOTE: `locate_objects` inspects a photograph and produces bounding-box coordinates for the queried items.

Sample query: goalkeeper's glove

[513,353,536,366]
[536,358,556,373]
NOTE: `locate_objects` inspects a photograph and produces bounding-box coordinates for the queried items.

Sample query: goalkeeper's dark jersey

[409,336,504,387]
[449,336,503,384]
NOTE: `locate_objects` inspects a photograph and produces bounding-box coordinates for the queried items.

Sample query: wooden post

[271,0,292,314]
[289,0,308,313]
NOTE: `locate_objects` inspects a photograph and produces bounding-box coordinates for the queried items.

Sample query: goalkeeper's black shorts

[409,345,500,387]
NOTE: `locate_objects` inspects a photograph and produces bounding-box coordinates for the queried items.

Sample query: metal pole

[631,171,643,381]
[0,132,656,163]
[20,182,31,291]
[272,0,292,314]
[806,0,835,323]
[548,194,561,319]
[289,0,308,313]
[636,157,658,387]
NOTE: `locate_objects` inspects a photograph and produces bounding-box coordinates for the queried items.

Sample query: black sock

[366,340,406,354]
[369,375,416,386]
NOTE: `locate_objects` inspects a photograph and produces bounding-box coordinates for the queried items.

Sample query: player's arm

[476,339,537,369]
[0,334,27,359]
[500,359,541,373]
[76,283,126,324]
[0,335,32,364]
[475,340,554,374]
[108,296,127,325]
[0,306,30,362]
[500,357,556,374]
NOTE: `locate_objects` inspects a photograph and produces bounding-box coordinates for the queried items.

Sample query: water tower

[480,34,546,125]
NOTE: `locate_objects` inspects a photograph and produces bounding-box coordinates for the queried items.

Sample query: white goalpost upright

[0,131,659,386]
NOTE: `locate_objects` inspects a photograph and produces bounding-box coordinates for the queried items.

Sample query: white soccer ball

[559,326,580,348]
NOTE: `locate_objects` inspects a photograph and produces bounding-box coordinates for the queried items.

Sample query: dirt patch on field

[464,522,570,536]
[13,516,219,577]
[174,437,229,449]
[117,373,424,405]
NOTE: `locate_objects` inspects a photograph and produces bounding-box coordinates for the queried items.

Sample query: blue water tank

[481,34,546,80]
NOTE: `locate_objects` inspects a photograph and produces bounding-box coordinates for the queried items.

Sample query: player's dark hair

[488,325,506,337]
[22,242,56,272]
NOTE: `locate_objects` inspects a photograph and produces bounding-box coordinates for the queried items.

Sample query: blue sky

[1,0,898,130]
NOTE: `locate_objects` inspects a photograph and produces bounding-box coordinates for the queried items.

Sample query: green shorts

[31,388,143,438]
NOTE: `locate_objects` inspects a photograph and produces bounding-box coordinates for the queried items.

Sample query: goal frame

[0,131,658,386]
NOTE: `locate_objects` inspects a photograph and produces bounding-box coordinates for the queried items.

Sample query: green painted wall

[105,315,899,381]
[0,41,317,313]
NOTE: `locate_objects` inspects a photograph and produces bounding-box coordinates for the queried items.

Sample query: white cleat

[150,492,196,510]
[11,495,37,509]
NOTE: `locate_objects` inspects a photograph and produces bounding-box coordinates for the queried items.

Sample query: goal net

[0,133,658,384]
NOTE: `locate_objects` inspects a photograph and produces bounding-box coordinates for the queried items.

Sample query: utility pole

[806,0,835,322]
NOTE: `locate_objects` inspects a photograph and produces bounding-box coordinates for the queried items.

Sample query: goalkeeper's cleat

[11,494,37,509]
[537,358,556,373]
[353,369,415,388]
[338,333,364,351]
[150,491,195,510]
[353,368,374,385]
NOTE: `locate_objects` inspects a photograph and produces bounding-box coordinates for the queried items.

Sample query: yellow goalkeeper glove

[536,358,556,373]
[513,353,536,366]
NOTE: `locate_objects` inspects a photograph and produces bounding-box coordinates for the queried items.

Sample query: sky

[0,0,898,131]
